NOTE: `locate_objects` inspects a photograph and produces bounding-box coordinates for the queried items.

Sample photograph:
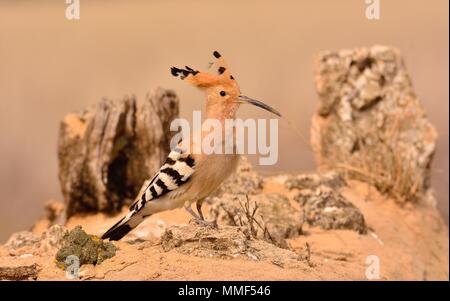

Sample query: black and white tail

[101,210,144,241]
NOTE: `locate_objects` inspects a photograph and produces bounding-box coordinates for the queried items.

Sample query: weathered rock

[285,171,345,191]
[39,224,68,250]
[0,263,40,280]
[295,185,367,234]
[160,225,304,268]
[5,225,68,257]
[123,218,168,243]
[5,231,40,250]
[311,45,437,203]
[55,226,117,268]
[161,225,247,258]
[58,88,179,216]
[32,200,66,235]
[208,193,303,248]
[42,200,65,223]
[211,156,263,197]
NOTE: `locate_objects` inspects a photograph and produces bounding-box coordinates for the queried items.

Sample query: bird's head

[171,51,281,118]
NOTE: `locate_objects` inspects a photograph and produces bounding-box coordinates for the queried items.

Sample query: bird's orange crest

[171,50,281,119]
[171,51,240,92]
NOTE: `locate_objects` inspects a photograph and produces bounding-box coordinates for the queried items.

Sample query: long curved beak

[238,95,282,117]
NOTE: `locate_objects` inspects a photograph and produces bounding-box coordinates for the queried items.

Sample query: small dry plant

[220,195,276,245]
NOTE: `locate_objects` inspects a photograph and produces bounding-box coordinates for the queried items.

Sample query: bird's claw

[190,218,218,229]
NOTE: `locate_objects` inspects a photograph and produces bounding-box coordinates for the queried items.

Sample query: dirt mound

[161,224,305,268]
[208,193,303,248]
[0,177,448,280]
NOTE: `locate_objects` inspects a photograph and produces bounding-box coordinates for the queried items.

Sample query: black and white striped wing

[129,150,195,212]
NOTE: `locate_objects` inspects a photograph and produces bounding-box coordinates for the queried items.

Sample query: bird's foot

[189,218,218,229]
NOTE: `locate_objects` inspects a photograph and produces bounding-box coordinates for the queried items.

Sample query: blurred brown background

[0,0,448,242]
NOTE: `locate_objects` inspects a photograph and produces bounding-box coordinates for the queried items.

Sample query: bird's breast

[188,153,240,201]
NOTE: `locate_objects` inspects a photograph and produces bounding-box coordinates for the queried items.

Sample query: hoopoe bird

[102,51,281,241]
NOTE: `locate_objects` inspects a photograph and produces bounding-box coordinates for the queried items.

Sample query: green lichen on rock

[55,226,116,268]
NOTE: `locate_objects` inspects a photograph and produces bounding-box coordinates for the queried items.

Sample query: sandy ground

[3,177,444,281]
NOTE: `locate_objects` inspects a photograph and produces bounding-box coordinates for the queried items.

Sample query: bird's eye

[220,91,226,97]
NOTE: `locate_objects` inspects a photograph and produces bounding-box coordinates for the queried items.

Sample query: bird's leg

[184,201,217,228]
[196,199,205,220]
[184,204,201,220]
